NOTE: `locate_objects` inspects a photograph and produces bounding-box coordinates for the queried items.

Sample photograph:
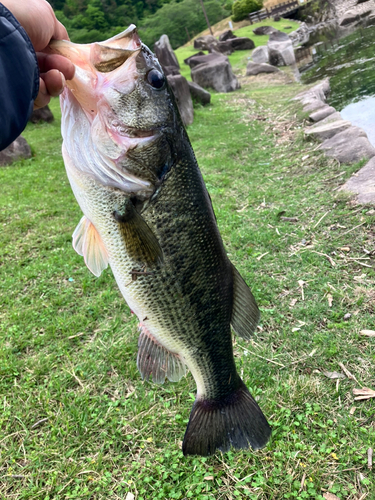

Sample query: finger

[52,20,70,42]
[37,53,75,81]
[41,69,66,98]
[33,78,51,110]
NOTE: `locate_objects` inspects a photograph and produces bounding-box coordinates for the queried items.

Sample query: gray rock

[154,34,180,71]
[295,79,330,112]
[187,52,227,69]
[317,111,343,124]
[188,81,211,105]
[194,35,217,51]
[289,22,310,46]
[305,120,352,140]
[340,157,375,204]
[208,40,233,55]
[320,126,375,164]
[29,105,54,123]
[163,65,180,76]
[269,30,290,42]
[184,52,205,65]
[228,37,255,51]
[252,45,269,64]
[253,25,277,35]
[246,62,280,75]
[219,30,236,41]
[167,74,193,126]
[294,78,330,103]
[191,57,240,93]
[340,9,359,25]
[309,105,336,122]
[357,0,371,3]
[268,31,295,66]
[0,135,32,166]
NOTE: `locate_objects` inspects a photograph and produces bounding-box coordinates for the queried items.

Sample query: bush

[231,0,263,22]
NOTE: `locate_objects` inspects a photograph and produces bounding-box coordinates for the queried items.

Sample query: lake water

[301,22,375,146]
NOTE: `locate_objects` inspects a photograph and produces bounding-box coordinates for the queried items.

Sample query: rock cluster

[154,34,211,126]
[295,79,375,203]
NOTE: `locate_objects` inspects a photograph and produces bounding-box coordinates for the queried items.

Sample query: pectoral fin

[231,265,260,340]
[113,201,163,267]
[72,216,109,277]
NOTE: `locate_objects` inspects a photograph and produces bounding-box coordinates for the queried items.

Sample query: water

[301,22,375,145]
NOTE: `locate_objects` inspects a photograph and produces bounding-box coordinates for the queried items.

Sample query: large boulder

[309,105,336,122]
[252,45,269,64]
[228,37,255,51]
[186,52,226,69]
[191,57,240,93]
[167,75,193,126]
[289,22,310,46]
[294,79,330,112]
[253,26,277,35]
[0,136,32,166]
[154,34,180,71]
[208,40,233,55]
[184,52,205,65]
[305,120,352,141]
[340,157,375,204]
[163,66,180,76]
[340,9,359,25]
[219,30,236,41]
[29,105,54,123]
[194,35,217,50]
[268,31,295,66]
[320,126,375,164]
[246,62,280,75]
[187,81,211,105]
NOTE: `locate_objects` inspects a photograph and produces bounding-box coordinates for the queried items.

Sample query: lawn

[1,67,375,498]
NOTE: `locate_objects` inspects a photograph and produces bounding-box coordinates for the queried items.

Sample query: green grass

[1,74,375,499]
[175,19,301,81]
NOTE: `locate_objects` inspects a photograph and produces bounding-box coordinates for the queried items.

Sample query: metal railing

[248,0,302,24]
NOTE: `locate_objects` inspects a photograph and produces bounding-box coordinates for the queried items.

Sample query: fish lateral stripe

[182,377,271,456]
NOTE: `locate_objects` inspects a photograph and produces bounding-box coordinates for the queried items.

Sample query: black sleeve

[0,3,39,151]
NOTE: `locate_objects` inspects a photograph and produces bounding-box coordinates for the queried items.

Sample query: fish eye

[146,69,165,90]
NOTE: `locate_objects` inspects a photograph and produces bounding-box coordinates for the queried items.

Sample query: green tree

[232,0,262,22]
[140,0,226,49]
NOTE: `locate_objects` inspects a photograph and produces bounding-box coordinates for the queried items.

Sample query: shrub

[231,0,263,22]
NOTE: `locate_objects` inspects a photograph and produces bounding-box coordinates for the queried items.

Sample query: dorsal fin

[72,216,109,277]
[231,265,260,340]
[137,325,186,384]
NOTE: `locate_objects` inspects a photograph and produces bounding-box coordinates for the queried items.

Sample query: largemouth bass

[50,26,271,456]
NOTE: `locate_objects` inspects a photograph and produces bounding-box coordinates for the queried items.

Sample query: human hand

[2,0,75,108]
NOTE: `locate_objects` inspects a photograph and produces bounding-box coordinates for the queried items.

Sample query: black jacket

[0,3,39,151]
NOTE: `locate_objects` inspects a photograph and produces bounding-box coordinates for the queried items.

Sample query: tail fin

[182,379,271,456]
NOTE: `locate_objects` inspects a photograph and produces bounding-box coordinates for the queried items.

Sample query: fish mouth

[117,126,156,139]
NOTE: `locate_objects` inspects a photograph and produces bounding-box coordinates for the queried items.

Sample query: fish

[49,25,271,456]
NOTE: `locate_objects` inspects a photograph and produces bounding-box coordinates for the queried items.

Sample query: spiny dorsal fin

[72,216,109,277]
[137,326,186,384]
[231,265,260,340]
[113,201,163,267]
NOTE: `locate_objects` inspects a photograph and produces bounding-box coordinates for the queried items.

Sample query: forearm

[0,3,39,150]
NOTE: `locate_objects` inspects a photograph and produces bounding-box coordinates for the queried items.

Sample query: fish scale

[50,25,271,456]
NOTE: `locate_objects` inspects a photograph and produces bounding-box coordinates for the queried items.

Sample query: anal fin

[137,325,186,384]
[231,265,260,340]
[72,215,109,277]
